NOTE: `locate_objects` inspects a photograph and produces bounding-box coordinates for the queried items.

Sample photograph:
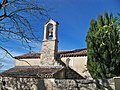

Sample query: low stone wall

[55,79,96,90]
[0,77,117,90]
[1,77,39,90]
[54,79,115,90]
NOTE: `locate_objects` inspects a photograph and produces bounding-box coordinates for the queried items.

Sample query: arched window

[66,58,70,67]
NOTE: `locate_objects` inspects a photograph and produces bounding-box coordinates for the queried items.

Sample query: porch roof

[0,66,64,78]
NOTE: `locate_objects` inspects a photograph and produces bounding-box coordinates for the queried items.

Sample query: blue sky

[44,0,120,50]
[0,0,120,71]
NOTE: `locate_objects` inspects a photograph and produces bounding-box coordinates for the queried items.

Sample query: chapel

[0,19,90,79]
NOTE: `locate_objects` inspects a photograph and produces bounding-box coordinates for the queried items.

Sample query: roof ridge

[58,48,87,53]
[14,48,87,59]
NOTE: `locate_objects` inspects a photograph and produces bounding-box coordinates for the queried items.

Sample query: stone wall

[1,77,39,90]
[64,67,84,79]
[40,40,58,66]
[54,79,115,90]
[55,79,96,90]
[16,58,41,66]
[0,77,116,90]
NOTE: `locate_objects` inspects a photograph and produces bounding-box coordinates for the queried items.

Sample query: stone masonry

[40,19,59,66]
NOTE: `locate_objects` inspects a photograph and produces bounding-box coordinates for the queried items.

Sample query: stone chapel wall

[61,56,92,79]
[16,58,40,66]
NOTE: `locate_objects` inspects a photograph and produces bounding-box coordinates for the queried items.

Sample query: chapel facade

[13,19,90,79]
[1,19,90,79]
[0,19,91,85]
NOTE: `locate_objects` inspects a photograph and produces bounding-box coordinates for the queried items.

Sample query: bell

[48,28,53,37]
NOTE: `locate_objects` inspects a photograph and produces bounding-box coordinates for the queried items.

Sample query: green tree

[110,12,113,24]
[86,11,120,79]
[97,14,104,27]
[104,10,109,25]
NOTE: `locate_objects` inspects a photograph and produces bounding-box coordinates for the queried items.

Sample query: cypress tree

[110,12,113,24]
[104,10,109,25]
[97,14,104,27]
[86,11,120,79]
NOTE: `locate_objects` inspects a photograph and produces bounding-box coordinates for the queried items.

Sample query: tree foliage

[86,11,120,79]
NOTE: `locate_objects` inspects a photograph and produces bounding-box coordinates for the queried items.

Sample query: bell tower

[40,19,59,66]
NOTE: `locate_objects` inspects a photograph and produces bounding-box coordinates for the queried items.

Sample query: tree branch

[0,46,32,67]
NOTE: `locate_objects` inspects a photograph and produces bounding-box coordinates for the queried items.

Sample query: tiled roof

[58,48,87,57]
[0,66,64,78]
[15,48,87,59]
[15,52,41,59]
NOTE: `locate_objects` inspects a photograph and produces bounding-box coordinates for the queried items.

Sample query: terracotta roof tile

[15,52,41,59]
[58,48,87,57]
[0,66,64,78]
[15,48,87,59]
